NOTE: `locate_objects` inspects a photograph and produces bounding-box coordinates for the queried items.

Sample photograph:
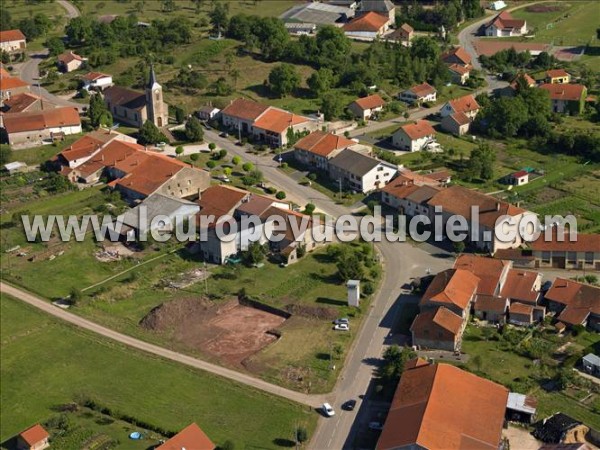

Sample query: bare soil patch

[525,4,564,13]
[141,297,286,366]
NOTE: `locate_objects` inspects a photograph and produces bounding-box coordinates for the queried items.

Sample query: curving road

[0,282,327,407]
[14,0,84,111]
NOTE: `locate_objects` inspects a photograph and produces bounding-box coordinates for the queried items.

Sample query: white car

[322,403,335,417]
[334,323,349,331]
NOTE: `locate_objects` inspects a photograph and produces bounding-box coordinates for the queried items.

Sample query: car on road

[369,422,383,431]
[333,318,349,325]
[334,323,349,331]
[219,132,229,138]
[342,399,357,411]
[217,175,230,183]
[322,403,335,417]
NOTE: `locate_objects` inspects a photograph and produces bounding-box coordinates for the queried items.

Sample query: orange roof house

[421,268,479,313]
[540,83,587,114]
[17,424,50,450]
[221,98,270,123]
[484,11,527,36]
[343,11,390,35]
[391,120,436,152]
[442,46,472,66]
[545,278,600,328]
[397,120,436,141]
[2,107,81,146]
[253,108,310,134]
[0,75,30,92]
[545,69,570,83]
[0,92,42,114]
[377,360,509,450]
[0,29,27,53]
[411,306,464,347]
[156,423,215,450]
[441,94,480,118]
[294,130,355,159]
[454,254,511,296]
[349,94,386,120]
[0,29,26,43]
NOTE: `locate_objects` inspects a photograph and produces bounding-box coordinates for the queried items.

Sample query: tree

[65,16,94,45]
[0,9,11,31]
[243,242,265,266]
[307,67,337,97]
[46,37,65,56]
[337,252,364,281]
[275,191,286,200]
[138,120,167,145]
[190,153,200,163]
[162,0,176,12]
[315,26,351,68]
[296,427,308,444]
[88,94,112,128]
[242,162,254,172]
[69,287,82,305]
[466,142,496,181]
[173,106,186,124]
[218,149,227,159]
[268,64,300,98]
[377,345,416,386]
[209,2,229,33]
[453,240,465,254]
[185,116,204,142]
[304,203,316,215]
[232,155,241,165]
[175,146,184,157]
[213,77,233,96]
[410,36,440,61]
[321,93,344,121]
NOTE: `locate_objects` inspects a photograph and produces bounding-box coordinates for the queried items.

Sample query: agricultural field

[0,295,316,449]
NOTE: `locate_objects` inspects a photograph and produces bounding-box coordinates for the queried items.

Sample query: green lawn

[4,135,82,166]
[511,2,599,46]
[0,295,315,448]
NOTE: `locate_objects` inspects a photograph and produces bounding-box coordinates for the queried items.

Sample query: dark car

[342,399,357,411]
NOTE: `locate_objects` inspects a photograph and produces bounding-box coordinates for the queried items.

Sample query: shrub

[190,153,199,162]
[281,162,288,169]
[304,203,316,215]
[175,146,184,156]
[232,156,241,165]
[363,281,374,295]
[206,160,217,169]
[218,149,227,159]
[275,191,286,200]
[242,162,254,172]
[208,143,216,151]
[307,173,317,181]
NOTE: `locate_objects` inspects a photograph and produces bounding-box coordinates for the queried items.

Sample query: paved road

[14,0,84,111]
[0,282,327,407]
[347,104,443,138]
[203,130,454,449]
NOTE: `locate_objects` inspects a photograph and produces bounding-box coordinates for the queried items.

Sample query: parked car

[368,422,383,431]
[342,399,357,411]
[219,132,229,138]
[333,318,349,325]
[334,323,349,331]
[217,175,231,183]
[322,403,335,417]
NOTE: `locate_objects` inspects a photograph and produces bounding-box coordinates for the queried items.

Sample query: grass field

[2,0,68,50]
[3,135,82,166]
[0,295,316,448]
[511,2,599,46]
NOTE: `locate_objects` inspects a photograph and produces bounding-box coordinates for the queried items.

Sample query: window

[585,252,594,265]
[541,251,551,263]
[567,251,577,264]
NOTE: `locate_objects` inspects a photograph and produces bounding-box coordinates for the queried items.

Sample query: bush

[208,142,217,151]
[266,186,277,194]
[232,156,241,165]
[275,191,286,200]
[304,203,316,215]
[206,160,217,169]
[307,173,317,181]
[281,162,288,169]
[363,281,374,295]
[242,162,254,172]
[218,149,227,159]
[190,153,199,162]
[175,146,184,156]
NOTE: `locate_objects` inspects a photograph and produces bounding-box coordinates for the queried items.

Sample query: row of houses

[293,130,398,193]
[54,129,210,202]
[411,253,600,352]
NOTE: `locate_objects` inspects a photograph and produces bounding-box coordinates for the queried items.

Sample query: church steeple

[146,64,166,128]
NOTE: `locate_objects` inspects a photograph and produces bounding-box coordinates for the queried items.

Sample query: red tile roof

[0,67,9,77]
[454,254,511,296]
[406,82,436,97]
[411,306,464,338]
[60,135,105,162]
[253,108,309,134]
[546,69,570,79]
[294,131,355,157]
[510,73,536,90]
[156,423,215,450]
[3,106,80,134]
[377,361,509,450]
[397,120,435,140]
[442,46,472,66]
[474,294,508,313]
[540,83,586,102]
[197,185,248,222]
[501,269,540,303]
[83,71,111,81]
[530,231,600,253]
[447,94,480,114]
[75,139,142,176]
[545,278,600,326]
[19,424,49,446]
[343,11,389,32]
[510,302,533,316]
[448,63,470,75]
[58,51,85,64]
[448,111,471,126]
[428,185,526,229]
[0,29,26,43]
[512,170,529,178]
[0,75,30,90]
[352,94,385,111]
[486,11,526,31]
[221,98,269,122]
[422,268,479,311]
[1,92,41,114]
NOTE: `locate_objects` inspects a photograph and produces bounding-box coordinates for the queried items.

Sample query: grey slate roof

[104,86,147,110]
[329,149,380,177]
[361,0,395,13]
[583,353,600,366]
[121,193,199,231]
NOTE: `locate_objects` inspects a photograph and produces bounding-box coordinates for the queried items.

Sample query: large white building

[328,149,397,193]
[484,12,527,37]
[2,107,82,147]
